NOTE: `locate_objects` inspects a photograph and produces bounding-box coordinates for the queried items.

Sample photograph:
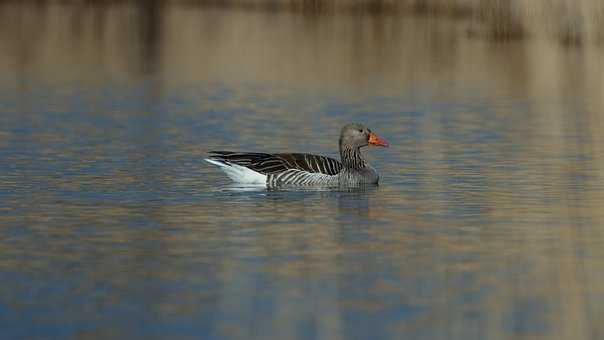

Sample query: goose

[205,123,389,187]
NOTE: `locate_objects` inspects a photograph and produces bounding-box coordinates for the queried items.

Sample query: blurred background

[1,1,604,339]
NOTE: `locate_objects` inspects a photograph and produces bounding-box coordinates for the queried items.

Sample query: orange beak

[368,132,389,147]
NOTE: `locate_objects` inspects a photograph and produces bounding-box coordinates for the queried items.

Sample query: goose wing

[208,151,342,175]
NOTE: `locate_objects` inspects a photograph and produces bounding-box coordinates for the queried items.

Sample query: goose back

[209,151,342,175]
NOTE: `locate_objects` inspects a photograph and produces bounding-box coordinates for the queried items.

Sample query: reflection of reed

[189,0,604,45]
[0,0,603,49]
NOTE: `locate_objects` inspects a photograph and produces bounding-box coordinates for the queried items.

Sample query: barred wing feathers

[208,151,342,176]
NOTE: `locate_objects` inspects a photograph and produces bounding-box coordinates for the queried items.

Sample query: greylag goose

[206,123,389,187]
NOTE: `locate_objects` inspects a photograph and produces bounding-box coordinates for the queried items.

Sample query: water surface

[1,3,604,340]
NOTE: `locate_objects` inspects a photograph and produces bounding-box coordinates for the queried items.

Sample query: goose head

[339,123,389,150]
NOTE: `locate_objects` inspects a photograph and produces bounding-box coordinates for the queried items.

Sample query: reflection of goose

[206,123,389,187]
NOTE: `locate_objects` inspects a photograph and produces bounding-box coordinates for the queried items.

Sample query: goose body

[206,123,388,187]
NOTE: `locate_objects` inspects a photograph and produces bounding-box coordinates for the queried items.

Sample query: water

[1,2,604,340]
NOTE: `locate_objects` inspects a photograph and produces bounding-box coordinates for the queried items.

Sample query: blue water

[1,4,604,340]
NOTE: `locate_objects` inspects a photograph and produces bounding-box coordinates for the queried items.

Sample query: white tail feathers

[205,159,267,184]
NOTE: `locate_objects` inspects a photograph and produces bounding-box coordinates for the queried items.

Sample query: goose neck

[339,144,365,170]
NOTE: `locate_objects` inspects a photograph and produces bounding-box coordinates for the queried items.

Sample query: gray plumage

[207,123,388,187]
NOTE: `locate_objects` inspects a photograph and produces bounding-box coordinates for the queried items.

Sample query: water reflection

[1,1,604,340]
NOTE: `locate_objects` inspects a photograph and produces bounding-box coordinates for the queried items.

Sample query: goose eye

[358,129,363,133]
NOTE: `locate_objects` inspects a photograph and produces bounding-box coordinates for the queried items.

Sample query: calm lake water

[1,2,604,340]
